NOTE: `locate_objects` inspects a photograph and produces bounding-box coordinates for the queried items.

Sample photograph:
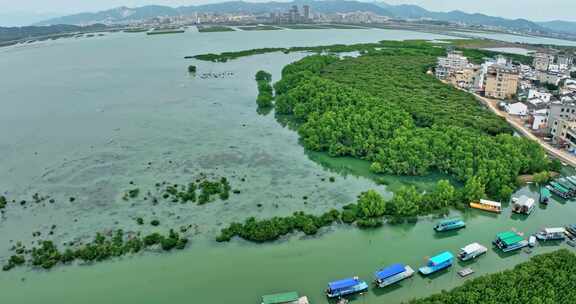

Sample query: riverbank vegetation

[255,70,274,108]
[217,181,461,242]
[238,26,281,31]
[408,249,576,304]
[3,229,188,271]
[190,40,531,64]
[216,41,551,243]
[275,49,550,201]
[197,26,235,33]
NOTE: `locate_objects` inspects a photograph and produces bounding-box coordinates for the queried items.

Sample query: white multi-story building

[533,52,555,71]
[435,50,469,79]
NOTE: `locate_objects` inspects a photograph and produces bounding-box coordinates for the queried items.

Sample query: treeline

[0,24,108,43]
[255,70,274,108]
[217,181,461,242]
[3,229,188,271]
[407,249,576,304]
[274,50,551,201]
[191,40,444,63]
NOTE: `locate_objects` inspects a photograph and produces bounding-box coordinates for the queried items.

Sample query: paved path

[473,94,576,168]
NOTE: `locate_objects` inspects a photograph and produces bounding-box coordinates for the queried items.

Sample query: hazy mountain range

[32,0,576,35]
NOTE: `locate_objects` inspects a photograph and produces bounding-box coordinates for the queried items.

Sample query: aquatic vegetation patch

[123,175,234,205]
[255,70,274,109]
[3,229,188,271]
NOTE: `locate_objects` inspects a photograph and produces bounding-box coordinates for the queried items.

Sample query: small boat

[566,224,576,239]
[567,240,576,247]
[373,264,414,288]
[470,199,502,213]
[261,292,309,304]
[535,227,566,241]
[493,231,528,252]
[418,251,453,276]
[566,176,576,186]
[546,185,570,199]
[511,196,535,215]
[434,218,465,232]
[539,187,550,204]
[549,182,572,198]
[529,235,536,247]
[458,242,487,261]
[325,277,368,298]
[457,268,474,277]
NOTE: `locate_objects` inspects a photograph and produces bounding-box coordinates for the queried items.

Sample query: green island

[190,39,532,63]
[216,40,555,243]
[197,25,235,33]
[238,25,281,31]
[408,249,576,304]
[3,229,188,271]
[255,70,274,108]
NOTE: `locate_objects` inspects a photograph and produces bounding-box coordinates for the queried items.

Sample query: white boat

[536,227,566,241]
[457,242,488,261]
[374,264,414,288]
[529,235,536,247]
[511,196,535,215]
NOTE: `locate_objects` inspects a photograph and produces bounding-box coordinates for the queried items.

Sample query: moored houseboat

[557,178,576,194]
[261,292,309,304]
[566,176,576,186]
[470,199,502,213]
[434,218,466,232]
[549,182,572,197]
[512,196,535,215]
[493,231,528,252]
[418,251,453,276]
[457,243,488,261]
[325,277,368,298]
[566,224,576,239]
[546,185,570,199]
[535,227,566,241]
[539,187,551,204]
[373,264,414,288]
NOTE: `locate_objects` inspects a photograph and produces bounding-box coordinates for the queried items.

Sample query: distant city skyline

[1,0,576,26]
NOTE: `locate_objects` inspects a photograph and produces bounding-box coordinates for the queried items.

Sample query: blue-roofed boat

[434,218,466,232]
[325,277,368,298]
[418,251,453,276]
[373,263,414,288]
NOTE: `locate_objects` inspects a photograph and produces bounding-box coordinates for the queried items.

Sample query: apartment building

[484,65,519,99]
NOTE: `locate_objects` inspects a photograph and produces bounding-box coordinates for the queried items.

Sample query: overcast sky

[1,0,575,26]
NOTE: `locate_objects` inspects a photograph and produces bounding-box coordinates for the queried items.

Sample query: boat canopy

[480,199,501,208]
[328,278,358,291]
[375,264,405,280]
[497,231,517,240]
[439,218,462,225]
[461,242,484,254]
[262,292,299,304]
[501,235,524,246]
[430,251,453,265]
[544,227,566,234]
[515,196,535,208]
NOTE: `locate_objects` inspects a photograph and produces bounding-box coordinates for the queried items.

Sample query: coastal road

[473,94,576,168]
